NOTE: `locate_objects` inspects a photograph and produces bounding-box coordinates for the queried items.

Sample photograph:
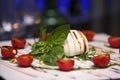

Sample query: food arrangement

[0,24,120,71]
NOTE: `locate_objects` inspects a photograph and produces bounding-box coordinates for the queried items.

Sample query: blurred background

[0,0,120,41]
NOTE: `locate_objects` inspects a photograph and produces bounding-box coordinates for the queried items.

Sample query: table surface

[0,33,120,80]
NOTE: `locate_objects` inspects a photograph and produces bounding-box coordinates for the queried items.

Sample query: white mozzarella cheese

[63,30,89,56]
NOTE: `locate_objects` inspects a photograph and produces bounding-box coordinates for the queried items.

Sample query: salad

[0,24,119,71]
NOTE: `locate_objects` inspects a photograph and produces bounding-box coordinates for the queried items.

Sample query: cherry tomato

[92,54,110,68]
[11,37,26,49]
[38,33,49,41]
[56,58,74,71]
[1,46,17,59]
[108,36,120,48]
[16,54,33,67]
[82,30,96,41]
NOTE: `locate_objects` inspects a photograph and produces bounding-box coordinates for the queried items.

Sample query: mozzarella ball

[63,30,89,56]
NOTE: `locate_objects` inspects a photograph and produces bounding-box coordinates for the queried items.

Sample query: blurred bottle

[40,9,66,32]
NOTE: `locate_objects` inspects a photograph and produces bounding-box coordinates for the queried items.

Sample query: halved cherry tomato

[108,36,120,48]
[38,33,49,41]
[1,46,17,59]
[56,58,74,71]
[92,54,110,68]
[16,54,33,67]
[82,30,96,41]
[11,37,26,49]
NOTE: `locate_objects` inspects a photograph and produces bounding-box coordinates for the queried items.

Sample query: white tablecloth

[0,33,120,80]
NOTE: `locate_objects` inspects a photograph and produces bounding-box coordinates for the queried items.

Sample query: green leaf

[40,26,47,41]
[51,45,64,58]
[40,53,58,66]
[39,43,64,66]
[46,24,70,45]
[31,41,48,54]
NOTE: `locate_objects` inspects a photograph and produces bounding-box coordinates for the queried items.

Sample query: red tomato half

[56,58,74,71]
[82,30,96,41]
[1,46,17,59]
[11,37,26,49]
[108,36,120,48]
[16,54,33,67]
[92,54,110,68]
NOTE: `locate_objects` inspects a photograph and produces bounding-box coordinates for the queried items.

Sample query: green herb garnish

[75,47,97,60]
[76,47,113,60]
[31,24,70,66]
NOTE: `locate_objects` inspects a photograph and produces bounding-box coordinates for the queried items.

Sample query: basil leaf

[46,24,70,45]
[40,53,58,66]
[31,41,48,54]
[51,45,64,58]
[39,44,64,66]
[39,26,47,41]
